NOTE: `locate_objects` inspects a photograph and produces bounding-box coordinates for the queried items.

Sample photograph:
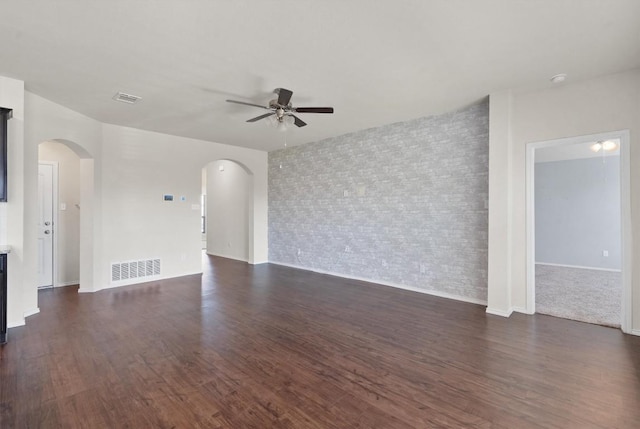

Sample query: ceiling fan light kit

[590,140,618,153]
[226,88,334,128]
[267,114,295,132]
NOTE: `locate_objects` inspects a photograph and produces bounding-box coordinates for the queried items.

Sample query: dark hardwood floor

[1,254,639,428]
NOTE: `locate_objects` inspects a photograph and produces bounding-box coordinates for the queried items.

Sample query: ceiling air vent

[112,92,142,104]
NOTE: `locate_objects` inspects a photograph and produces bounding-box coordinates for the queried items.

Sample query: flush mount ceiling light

[550,73,567,84]
[112,92,142,104]
[590,140,618,153]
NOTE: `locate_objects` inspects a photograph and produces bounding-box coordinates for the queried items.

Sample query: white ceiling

[1,1,639,151]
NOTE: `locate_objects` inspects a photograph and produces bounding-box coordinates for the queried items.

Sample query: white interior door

[38,163,54,288]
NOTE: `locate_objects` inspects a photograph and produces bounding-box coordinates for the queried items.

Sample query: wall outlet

[297,248,301,256]
[603,250,609,257]
[419,263,427,274]
[343,190,349,197]
[344,245,351,253]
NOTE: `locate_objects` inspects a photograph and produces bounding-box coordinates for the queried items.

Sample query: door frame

[38,161,59,288]
[525,130,632,333]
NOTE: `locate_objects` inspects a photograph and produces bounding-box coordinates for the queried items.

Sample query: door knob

[44,230,51,234]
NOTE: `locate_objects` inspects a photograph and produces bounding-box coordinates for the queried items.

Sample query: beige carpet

[535,264,621,328]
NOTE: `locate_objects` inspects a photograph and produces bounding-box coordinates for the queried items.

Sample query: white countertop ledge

[0,245,11,254]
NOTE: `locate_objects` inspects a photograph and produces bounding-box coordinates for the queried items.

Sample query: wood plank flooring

[1,254,639,428]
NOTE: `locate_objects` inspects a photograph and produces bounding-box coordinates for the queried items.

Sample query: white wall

[486,89,513,316]
[487,69,640,333]
[0,76,29,328]
[100,124,203,282]
[0,204,5,245]
[535,157,621,270]
[100,125,266,288]
[2,88,268,328]
[39,141,81,285]
[205,160,251,261]
[24,91,103,299]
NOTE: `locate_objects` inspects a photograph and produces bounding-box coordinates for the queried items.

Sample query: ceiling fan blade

[246,112,274,123]
[226,99,269,109]
[294,107,334,114]
[291,115,307,127]
[276,88,293,106]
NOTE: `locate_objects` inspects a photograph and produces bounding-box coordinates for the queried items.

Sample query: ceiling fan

[226,88,333,128]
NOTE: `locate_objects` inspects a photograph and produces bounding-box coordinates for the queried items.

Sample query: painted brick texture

[268,100,489,301]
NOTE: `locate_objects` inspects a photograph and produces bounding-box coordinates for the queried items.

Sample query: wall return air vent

[112,92,142,104]
[111,258,160,283]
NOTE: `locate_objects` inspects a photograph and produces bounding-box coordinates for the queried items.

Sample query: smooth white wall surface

[0,204,6,245]
[206,160,251,261]
[0,76,28,328]
[488,69,639,332]
[101,124,203,282]
[100,125,267,288]
[486,90,513,316]
[15,90,267,332]
[535,157,621,270]
[39,141,81,285]
[25,92,103,298]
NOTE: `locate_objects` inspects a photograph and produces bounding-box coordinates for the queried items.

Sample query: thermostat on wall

[163,194,174,202]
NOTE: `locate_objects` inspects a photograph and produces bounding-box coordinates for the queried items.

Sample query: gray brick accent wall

[268,100,489,302]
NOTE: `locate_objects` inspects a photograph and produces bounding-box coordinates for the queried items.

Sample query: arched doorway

[37,139,96,293]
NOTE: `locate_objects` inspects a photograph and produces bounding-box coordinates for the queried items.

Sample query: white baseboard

[512,306,533,315]
[205,252,265,264]
[631,329,640,337]
[269,261,488,307]
[56,280,79,287]
[206,251,248,263]
[7,308,40,329]
[24,307,40,318]
[105,271,202,290]
[80,271,203,293]
[107,275,162,289]
[535,262,621,273]
[7,319,25,328]
[486,307,513,317]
